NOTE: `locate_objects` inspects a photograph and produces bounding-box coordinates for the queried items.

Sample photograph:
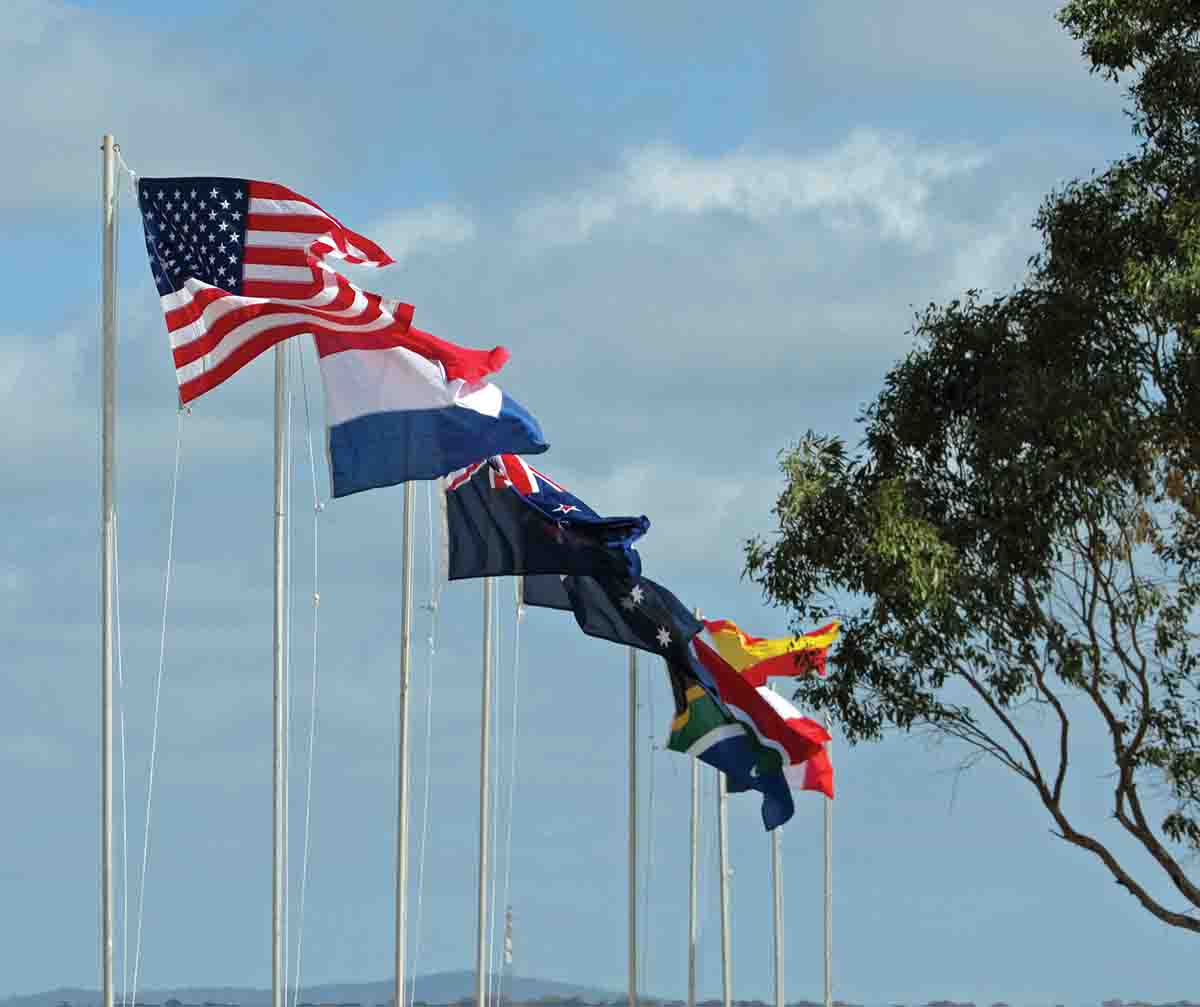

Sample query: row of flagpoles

[97,134,834,1007]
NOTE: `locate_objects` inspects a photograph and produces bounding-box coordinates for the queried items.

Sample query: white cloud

[541,457,781,578]
[368,204,476,264]
[941,193,1043,299]
[0,311,284,488]
[0,1,336,210]
[516,130,986,250]
[0,324,88,467]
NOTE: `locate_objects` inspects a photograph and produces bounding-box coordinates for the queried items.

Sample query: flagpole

[704,603,731,1007]
[394,481,414,1007]
[272,345,287,1007]
[823,714,833,1007]
[717,771,731,1007]
[687,755,698,1007]
[99,132,117,1007]
[772,825,782,1007]
[628,647,638,1007]
[686,611,700,1007]
[770,686,784,1007]
[476,578,493,1007]
[771,794,783,1007]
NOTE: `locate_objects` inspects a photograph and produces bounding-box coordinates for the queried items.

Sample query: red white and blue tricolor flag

[319,338,547,497]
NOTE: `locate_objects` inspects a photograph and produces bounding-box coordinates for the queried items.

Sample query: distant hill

[2,973,622,1007]
[14,985,1199,1007]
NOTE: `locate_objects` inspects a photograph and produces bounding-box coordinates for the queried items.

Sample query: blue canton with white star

[138,177,250,297]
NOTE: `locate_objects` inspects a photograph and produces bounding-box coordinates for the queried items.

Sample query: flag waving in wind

[698,618,837,798]
[665,660,796,830]
[754,686,835,799]
[690,635,830,804]
[545,572,817,829]
[136,176,492,404]
[443,454,648,580]
[318,334,547,497]
[702,618,840,684]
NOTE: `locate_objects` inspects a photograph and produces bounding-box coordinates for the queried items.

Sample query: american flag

[137,176,413,404]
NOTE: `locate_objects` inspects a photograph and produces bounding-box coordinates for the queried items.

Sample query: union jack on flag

[443,454,650,582]
[446,453,566,498]
[137,176,413,404]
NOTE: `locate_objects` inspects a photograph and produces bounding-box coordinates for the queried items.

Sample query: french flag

[315,328,548,498]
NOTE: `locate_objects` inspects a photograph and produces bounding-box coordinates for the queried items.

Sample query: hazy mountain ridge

[1,975,616,1007]
[5,985,1198,1007]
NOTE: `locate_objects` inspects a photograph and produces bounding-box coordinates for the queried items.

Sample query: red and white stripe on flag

[161,181,410,404]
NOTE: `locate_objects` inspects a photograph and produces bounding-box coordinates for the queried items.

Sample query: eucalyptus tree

[746,0,1200,931]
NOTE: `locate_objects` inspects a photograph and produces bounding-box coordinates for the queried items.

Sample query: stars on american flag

[138,178,249,297]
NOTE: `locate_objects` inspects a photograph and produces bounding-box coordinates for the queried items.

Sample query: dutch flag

[315,328,548,498]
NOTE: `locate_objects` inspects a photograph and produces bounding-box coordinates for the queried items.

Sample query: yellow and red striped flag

[701,618,840,686]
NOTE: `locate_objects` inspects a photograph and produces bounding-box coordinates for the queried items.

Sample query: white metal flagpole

[687,757,698,1007]
[272,346,287,1007]
[770,685,784,1007]
[717,770,731,1007]
[100,131,117,1007]
[771,793,784,1007]
[824,713,833,1007]
[687,611,700,1007]
[476,578,494,1007]
[703,602,731,1007]
[628,647,638,1007]
[394,481,415,1007]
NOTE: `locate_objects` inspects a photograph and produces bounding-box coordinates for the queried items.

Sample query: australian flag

[553,573,707,663]
[443,454,649,581]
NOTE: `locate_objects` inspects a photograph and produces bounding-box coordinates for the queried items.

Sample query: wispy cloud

[369,204,477,264]
[2,1,337,209]
[516,130,986,250]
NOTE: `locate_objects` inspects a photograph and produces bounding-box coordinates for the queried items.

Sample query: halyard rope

[497,591,525,1006]
[283,343,294,1002]
[290,338,325,1007]
[409,478,442,1007]
[488,585,503,1004]
[129,407,186,1007]
[112,518,129,1007]
[641,661,658,990]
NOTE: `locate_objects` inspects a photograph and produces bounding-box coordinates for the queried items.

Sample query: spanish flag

[701,618,840,686]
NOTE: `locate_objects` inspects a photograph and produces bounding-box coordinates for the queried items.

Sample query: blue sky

[3,1,1196,1004]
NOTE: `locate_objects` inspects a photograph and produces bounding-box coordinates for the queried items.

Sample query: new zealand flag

[443,454,649,581]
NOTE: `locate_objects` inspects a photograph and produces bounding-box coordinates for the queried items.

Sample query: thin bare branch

[956,664,1049,793]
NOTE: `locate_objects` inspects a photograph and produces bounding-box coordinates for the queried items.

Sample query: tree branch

[1043,794,1200,930]
[956,664,1049,793]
